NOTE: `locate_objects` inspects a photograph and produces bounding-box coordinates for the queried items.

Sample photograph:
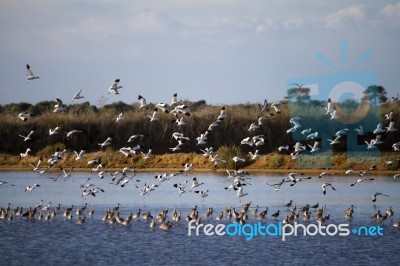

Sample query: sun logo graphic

[286,40,381,168]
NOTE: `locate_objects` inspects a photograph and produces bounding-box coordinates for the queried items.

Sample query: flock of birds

[1,64,400,230]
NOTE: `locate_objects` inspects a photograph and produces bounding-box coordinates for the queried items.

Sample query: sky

[0,0,399,106]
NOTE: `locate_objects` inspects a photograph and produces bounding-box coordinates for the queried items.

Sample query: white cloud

[379,2,400,17]
[324,5,365,30]
[128,12,167,33]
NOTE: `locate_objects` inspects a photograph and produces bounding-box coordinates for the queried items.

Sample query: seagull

[290,116,302,129]
[322,183,336,195]
[141,148,152,160]
[190,177,204,191]
[266,178,286,191]
[0,181,15,187]
[249,149,262,160]
[234,183,248,202]
[18,111,34,121]
[277,145,289,152]
[364,139,376,150]
[271,101,284,114]
[301,128,312,135]
[66,130,82,138]
[138,95,149,109]
[25,183,40,192]
[74,150,86,160]
[19,148,31,158]
[385,118,398,132]
[127,134,144,143]
[372,192,389,203]
[392,142,400,151]
[330,106,339,120]
[29,157,42,171]
[171,93,180,106]
[327,135,341,145]
[318,171,335,178]
[19,130,34,142]
[350,177,375,186]
[60,166,74,180]
[173,180,188,196]
[335,128,349,136]
[308,141,320,153]
[108,79,122,94]
[148,108,159,122]
[98,137,112,148]
[183,163,193,172]
[383,110,394,120]
[116,113,125,123]
[196,131,209,145]
[323,98,334,115]
[354,125,365,135]
[174,117,186,127]
[258,99,269,113]
[217,106,228,120]
[248,122,260,132]
[26,64,39,80]
[49,127,60,136]
[54,97,67,113]
[194,190,209,201]
[373,123,385,134]
[72,89,84,102]
[287,172,312,186]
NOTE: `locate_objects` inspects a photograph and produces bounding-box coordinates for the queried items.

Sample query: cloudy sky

[0,0,399,106]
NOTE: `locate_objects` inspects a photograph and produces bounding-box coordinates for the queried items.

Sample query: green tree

[362,85,388,104]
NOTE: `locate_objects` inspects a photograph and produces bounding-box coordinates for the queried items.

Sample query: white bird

[54,97,67,113]
[74,150,86,160]
[306,131,319,139]
[330,106,339,120]
[19,148,31,158]
[327,135,341,145]
[18,111,34,121]
[138,95,149,109]
[365,139,376,150]
[217,106,228,120]
[301,128,312,135]
[141,148,152,160]
[148,108,159,123]
[196,131,209,145]
[308,141,320,153]
[183,163,193,172]
[29,157,42,172]
[233,156,246,164]
[392,142,400,151]
[25,183,40,192]
[278,145,289,152]
[19,130,34,142]
[354,125,364,135]
[60,167,74,179]
[386,118,398,132]
[271,101,283,114]
[26,64,39,81]
[324,98,334,115]
[322,183,336,195]
[290,116,302,129]
[240,137,254,146]
[72,90,84,102]
[393,173,400,179]
[248,122,260,132]
[173,180,188,196]
[373,123,385,134]
[383,110,394,120]
[234,183,248,202]
[127,134,144,143]
[116,113,125,123]
[190,177,204,191]
[108,79,122,94]
[293,142,306,153]
[350,177,374,186]
[258,99,269,113]
[249,149,262,160]
[98,137,112,148]
[372,192,389,202]
[171,104,190,116]
[335,128,349,136]
[194,190,209,201]
[174,117,186,127]
[66,130,82,138]
[171,93,180,106]
[49,127,60,136]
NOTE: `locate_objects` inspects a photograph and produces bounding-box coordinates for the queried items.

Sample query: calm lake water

[1,171,400,266]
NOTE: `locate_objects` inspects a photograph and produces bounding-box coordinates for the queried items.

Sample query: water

[0,171,400,265]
